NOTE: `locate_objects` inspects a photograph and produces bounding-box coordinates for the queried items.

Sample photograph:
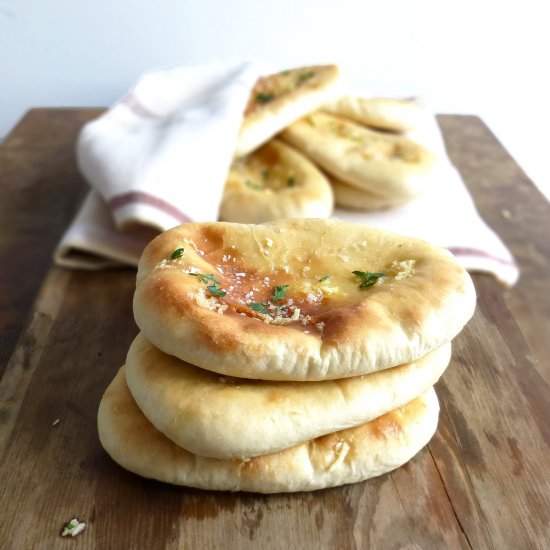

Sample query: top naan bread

[134,219,475,380]
[235,65,342,157]
[323,96,424,132]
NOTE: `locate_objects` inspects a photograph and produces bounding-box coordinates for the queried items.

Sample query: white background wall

[1,0,549,199]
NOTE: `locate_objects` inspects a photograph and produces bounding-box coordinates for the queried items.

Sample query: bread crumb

[61,518,86,538]
[315,322,325,332]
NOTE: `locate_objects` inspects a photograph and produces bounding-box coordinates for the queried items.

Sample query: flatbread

[279,112,436,199]
[235,65,342,157]
[323,96,424,132]
[133,219,476,380]
[125,333,450,459]
[98,367,440,493]
[219,139,333,224]
[330,176,413,211]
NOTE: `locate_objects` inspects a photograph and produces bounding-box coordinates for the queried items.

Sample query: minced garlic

[391,259,416,280]
[192,289,228,314]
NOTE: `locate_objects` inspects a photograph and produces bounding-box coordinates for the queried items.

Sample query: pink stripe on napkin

[109,191,194,224]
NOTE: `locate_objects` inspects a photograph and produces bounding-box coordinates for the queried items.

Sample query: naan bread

[98,368,440,493]
[330,176,413,211]
[323,96,424,132]
[280,112,436,199]
[125,334,450,459]
[236,65,342,157]
[133,219,475,380]
[219,139,333,224]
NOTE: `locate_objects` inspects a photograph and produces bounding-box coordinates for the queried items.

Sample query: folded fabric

[54,63,519,286]
[76,60,266,231]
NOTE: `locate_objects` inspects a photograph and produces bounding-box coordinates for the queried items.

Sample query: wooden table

[0,110,549,549]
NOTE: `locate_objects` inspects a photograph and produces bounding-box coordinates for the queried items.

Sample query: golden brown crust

[98,367,440,493]
[125,334,451,459]
[236,65,342,157]
[279,112,436,200]
[133,219,476,380]
[219,139,333,223]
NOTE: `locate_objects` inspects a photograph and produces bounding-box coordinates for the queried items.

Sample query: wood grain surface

[0,110,549,549]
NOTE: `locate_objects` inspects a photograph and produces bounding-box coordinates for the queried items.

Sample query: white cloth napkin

[54,63,519,286]
[77,60,266,230]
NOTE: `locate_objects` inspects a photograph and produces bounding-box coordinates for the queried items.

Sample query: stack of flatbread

[98,218,476,493]
[218,65,438,224]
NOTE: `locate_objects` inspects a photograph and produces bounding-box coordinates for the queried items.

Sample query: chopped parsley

[248,284,290,314]
[318,275,331,283]
[286,176,296,187]
[249,302,270,314]
[189,273,226,297]
[189,273,220,285]
[255,92,274,104]
[352,270,385,288]
[272,284,289,301]
[245,179,263,190]
[207,285,226,297]
[170,247,185,260]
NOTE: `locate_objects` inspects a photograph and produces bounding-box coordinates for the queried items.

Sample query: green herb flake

[318,275,331,283]
[255,92,274,104]
[189,273,226,296]
[245,179,263,191]
[272,284,289,301]
[249,302,269,314]
[189,273,220,285]
[170,247,185,260]
[261,168,269,181]
[297,71,316,84]
[352,270,386,288]
[287,176,296,187]
[207,285,226,297]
